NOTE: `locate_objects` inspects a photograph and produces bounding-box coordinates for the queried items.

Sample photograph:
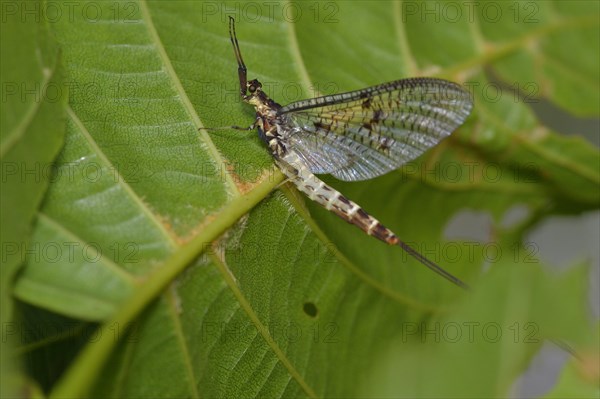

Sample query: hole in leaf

[303,302,318,318]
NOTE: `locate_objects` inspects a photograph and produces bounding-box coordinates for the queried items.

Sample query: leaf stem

[49,169,284,398]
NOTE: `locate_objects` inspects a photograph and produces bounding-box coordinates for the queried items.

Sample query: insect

[226,17,473,289]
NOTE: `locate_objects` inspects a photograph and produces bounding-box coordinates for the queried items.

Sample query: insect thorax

[243,81,286,155]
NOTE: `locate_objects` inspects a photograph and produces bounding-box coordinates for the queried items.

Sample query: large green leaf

[11,1,599,398]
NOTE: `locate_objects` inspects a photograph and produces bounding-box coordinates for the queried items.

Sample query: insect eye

[248,80,262,93]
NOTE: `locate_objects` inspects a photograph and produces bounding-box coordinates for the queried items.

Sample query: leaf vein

[394,1,418,76]
[66,106,179,249]
[208,251,318,398]
[167,288,200,399]
[138,0,240,195]
[0,56,57,158]
[285,10,319,97]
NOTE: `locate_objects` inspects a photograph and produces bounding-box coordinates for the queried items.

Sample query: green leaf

[1,0,66,396]
[360,259,594,398]
[543,324,600,399]
[10,1,598,398]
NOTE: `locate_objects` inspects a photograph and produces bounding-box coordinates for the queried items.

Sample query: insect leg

[198,116,260,132]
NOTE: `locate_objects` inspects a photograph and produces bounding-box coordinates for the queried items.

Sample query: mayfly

[224,17,473,289]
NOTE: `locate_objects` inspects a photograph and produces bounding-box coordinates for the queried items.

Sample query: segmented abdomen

[276,149,399,245]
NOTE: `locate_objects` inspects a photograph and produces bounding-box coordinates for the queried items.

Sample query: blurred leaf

[360,259,594,398]
[543,324,600,399]
[10,1,599,398]
[1,0,66,397]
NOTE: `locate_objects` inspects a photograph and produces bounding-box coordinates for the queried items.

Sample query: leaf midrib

[49,171,284,399]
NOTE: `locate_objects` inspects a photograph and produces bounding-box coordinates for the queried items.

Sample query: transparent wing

[276,77,473,181]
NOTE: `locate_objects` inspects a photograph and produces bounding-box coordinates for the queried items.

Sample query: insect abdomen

[277,150,398,245]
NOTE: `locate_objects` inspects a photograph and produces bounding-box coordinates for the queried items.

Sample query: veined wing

[276,78,473,181]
